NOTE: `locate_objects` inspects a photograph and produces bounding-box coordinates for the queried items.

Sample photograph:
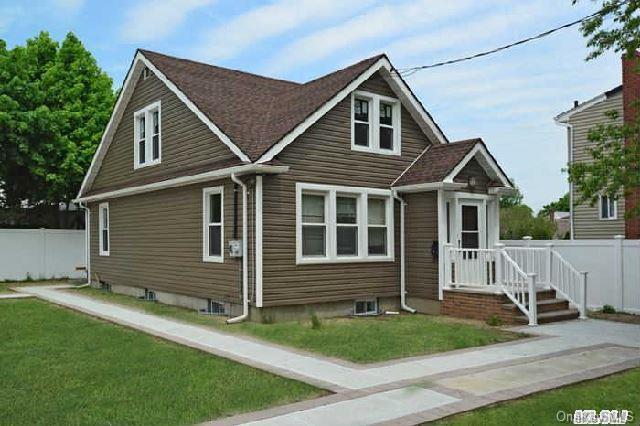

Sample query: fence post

[545,242,553,286]
[494,243,505,286]
[527,272,538,326]
[580,271,588,319]
[612,235,625,311]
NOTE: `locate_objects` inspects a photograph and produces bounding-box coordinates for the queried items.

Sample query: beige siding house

[76,49,522,322]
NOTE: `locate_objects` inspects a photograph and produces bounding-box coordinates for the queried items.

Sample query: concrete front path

[17,285,640,425]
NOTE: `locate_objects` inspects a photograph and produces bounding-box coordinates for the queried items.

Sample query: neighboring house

[75,49,557,323]
[555,53,640,240]
[550,211,571,239]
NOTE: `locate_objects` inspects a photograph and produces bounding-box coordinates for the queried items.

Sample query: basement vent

[199,299,226,316]
[100,281,111,292]
[139,288,156,302]
[354,298,378,316]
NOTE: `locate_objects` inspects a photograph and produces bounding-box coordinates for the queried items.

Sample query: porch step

[513,308,580,324]
[501,298,569,314]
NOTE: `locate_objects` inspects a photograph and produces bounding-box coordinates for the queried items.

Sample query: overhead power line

[394,1,626,77]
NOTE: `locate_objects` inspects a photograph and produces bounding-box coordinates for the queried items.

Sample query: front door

[459,202,483,249]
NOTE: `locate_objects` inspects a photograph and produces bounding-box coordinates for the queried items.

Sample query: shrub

[310,313,322,330]
[602,304,616,314]
[486,314,503,326]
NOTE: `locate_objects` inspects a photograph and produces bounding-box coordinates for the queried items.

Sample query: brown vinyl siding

[453,158,492,193]
[91,71,238,193]
[405,192,439,299]
[89,178,249,302]
[568,92,625,239]
[261,72,434,307]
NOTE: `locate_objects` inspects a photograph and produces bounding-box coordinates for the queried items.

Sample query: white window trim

[598,195,618,220]
[203,186,224,263]
[98,202,110,256]
[296,182,394,264]
[354,298,378,316]
[351,90,401,156]
[133,100,162,169]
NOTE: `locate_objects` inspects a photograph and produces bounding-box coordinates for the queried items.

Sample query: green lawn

[432,368,640,426]
[0,299,323,425]
[73,287,527,363]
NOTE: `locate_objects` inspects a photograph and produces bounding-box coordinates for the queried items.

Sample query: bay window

[203,186,224,262]
[296,183,394,264]
[351,90,400,155]
[134,101,161,169]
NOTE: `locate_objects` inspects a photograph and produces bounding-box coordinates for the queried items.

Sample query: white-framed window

[599,195,617,220]
[99,202,110,256]
[203,186,224,262]
[134,101,161,169]
[354,298,378,316]
[351,90,401,155]
[296,182,394,264]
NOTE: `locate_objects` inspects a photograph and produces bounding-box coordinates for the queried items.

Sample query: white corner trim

[255,175,263,307]
[202,186,224,263]
[74,164,288,203]
[444,144,511,188]
[77,51,250,199]
[256,57,447,164]
[391,144,431,186]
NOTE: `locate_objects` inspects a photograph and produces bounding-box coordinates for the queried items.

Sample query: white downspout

[392,191,416,313]
[77,201,91,287]
[227,173,249,324]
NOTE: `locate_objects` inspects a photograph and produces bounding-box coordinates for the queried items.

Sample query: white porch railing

[443,244,588,325]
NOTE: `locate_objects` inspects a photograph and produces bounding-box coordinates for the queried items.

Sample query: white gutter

[74,164,288,203]
[393,181,466,193]
[392,191,416,313]
[554,120,575,239]
[76,201,91,286]
[227,173,249,324]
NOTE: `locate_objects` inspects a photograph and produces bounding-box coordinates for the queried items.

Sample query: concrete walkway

[17,285,640,425]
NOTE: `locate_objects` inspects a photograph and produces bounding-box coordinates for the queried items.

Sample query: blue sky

[0,0,621,210]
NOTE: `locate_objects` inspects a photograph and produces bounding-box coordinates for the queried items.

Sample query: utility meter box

[228,240,242,257]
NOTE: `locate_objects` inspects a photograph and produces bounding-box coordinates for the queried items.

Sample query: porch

[393,138,586,326]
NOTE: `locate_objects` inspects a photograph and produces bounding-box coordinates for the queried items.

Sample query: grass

[0,299,323,425]
[72,287,527,363]
[432,368,639,425]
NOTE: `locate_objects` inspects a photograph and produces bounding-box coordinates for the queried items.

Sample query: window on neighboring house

[351,91,400,155]
[599,195,617,220]
[134,101,161,169]
[99,202,109,256]
[203,187,223,262]
[367,198,387,256]
[301,193,327,257]
[297,183,393,264]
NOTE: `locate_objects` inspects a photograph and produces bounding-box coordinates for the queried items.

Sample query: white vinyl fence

[502,236,640,314]
[0,229,85,281]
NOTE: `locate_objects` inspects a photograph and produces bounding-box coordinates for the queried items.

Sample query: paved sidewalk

[0,292,34,299]
[18,285,640,425]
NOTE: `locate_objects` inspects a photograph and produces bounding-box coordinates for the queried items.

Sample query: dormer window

[351,91,401,155]
[134,101,161,169]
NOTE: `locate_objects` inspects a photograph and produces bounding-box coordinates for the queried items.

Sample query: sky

[0,0,621,211]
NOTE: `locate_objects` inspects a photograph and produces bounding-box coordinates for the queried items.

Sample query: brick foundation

[442,289,522,324]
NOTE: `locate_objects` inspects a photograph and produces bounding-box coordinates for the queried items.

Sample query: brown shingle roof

[141,50,385,161]
[393,138,481,187]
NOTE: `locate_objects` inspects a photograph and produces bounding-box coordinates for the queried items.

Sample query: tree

[500,204,556,240]
[568,0,640,217]
[0,32,115,208]
[499,180,524,208]
[540,193,570,217]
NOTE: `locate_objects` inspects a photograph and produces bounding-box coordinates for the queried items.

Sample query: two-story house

[555,52,639,240]
[76,50,580,325]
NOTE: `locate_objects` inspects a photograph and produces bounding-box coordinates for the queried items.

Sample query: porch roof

[392,138,512,190]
